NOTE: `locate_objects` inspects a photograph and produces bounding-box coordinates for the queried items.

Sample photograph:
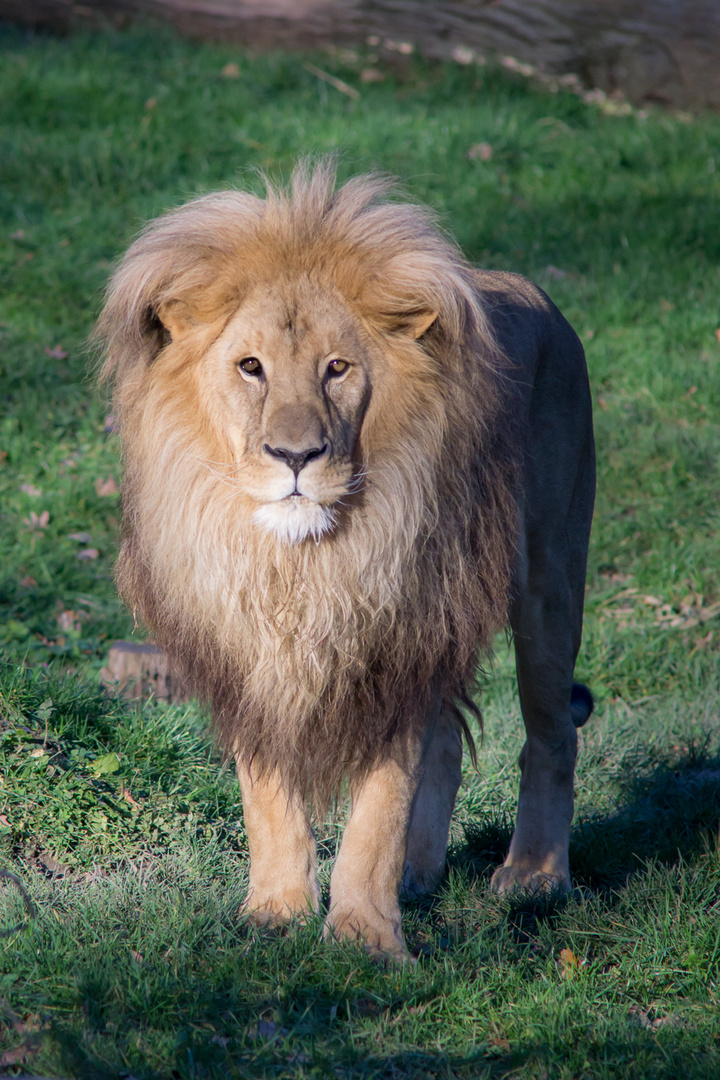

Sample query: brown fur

[96,160,518,809]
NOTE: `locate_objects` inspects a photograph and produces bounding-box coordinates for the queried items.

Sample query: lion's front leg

[236,759,320,926]
[325,746,426,963]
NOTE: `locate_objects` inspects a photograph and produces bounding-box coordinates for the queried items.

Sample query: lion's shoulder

[472,268,585,376]
[473,269,557,319]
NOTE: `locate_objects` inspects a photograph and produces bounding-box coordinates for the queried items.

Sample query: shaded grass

[0,662,244,873]
[1,18,720,1080]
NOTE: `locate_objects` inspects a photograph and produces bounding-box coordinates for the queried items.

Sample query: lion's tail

[570,682,594,728]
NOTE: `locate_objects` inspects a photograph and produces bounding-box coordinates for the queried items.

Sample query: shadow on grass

[451,745,720,896]
[29,747,720,1080]
[45,949,458,1080]
[46,983,719,1080]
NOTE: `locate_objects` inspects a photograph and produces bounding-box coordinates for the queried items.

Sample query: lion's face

[183,280,374,544]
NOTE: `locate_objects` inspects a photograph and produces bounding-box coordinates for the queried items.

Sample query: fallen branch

[2,1,719,111]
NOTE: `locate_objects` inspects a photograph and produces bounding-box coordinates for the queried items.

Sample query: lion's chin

[253,498,338,544]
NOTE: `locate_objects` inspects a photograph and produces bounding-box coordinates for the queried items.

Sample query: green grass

[1,20,720,1079]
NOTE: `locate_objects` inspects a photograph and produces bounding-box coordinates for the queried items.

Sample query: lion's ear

[156,299,198,341]
[395,309,439,339]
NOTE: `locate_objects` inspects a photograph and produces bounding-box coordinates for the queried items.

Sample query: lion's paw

[240,887,318,929]
[324,908,411,964]
[490,865,571,896]
[400,861,444,900]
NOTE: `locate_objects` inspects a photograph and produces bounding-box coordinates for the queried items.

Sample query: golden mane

[97,161,519,807]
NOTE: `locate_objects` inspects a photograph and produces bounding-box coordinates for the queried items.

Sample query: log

[100,640,190,703]
[1,0,719,111]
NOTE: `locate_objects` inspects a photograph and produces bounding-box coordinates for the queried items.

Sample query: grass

[1,18,719,1079]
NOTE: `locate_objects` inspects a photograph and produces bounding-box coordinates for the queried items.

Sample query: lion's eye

[327,359,349,378]
[238,357,263,377]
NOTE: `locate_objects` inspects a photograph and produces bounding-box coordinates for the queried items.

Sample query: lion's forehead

[221,280,369,360]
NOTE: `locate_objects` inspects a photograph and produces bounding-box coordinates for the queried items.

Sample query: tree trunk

[100,640,190,702]
[2,0,718,111]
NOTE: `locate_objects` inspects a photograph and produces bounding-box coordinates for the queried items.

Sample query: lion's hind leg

[236,760,320,927]
[491,304,595,897]
[492,500,593,896]
[402,707,463,899]
[491,623,581,896]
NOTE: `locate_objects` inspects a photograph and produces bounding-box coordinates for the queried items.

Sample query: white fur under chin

[253,498,338,544]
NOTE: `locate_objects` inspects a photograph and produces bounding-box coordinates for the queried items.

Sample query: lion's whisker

[198,463,240,489]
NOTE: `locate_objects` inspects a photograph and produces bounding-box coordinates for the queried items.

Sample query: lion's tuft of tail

[570,682,594,728]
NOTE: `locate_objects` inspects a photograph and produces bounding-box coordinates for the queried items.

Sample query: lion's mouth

[253,496,338,544]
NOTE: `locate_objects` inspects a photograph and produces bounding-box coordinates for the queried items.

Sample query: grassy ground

[1,20,719,1079]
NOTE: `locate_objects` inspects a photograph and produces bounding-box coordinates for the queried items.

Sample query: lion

[96,159,595,962]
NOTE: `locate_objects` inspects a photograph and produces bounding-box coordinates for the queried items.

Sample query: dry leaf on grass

[44,345,68,360]
[452,45,475,64]
[600,587,720,631]
[559,947,581,977]
[599,570,632,585]
[34,851,70,877]
[384,39,413,55]
[95,477,119,496]
[468,142,493,161]
[501,55,535,77]
[250,1019,288,1040]
[221,62,240,78]
[76,548,99,561]
[0,1042,38,1068]
[57,609,86,633]
[23,510,49,531]
[629,1003,682,1031]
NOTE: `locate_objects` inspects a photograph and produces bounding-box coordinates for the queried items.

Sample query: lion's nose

[263,442,329,476]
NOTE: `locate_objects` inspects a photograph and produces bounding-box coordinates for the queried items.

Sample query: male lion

[97,160,595,962]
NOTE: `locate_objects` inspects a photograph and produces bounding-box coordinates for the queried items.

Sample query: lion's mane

[97,161,519,806]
